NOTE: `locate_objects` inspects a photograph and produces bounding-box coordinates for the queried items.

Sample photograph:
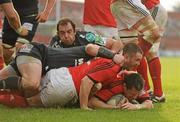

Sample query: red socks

[0,90,28,108]
[148,57,163,97]
[137,57,150,91]
[0,56,4,70]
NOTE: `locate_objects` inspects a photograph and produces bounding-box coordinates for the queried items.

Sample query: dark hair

[123,43,143,55]
[124,73,144,91]
[56,18,76,32]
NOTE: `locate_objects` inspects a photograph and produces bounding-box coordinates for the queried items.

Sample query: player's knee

[143,28,161,44]
[22,79,40,92]
[2,45,15,64]
[137,18,161,44]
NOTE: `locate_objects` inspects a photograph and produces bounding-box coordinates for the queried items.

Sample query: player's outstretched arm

[79,76,95,110]
[88,97,119,109]
[121,100,153,110]
[85,44,124,64]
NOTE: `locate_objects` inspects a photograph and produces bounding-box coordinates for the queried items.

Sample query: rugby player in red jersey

[88,73,153,110]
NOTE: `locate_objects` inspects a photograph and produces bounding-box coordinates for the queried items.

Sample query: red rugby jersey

[68,58,123,94]
[143,0,160,9]
[83,0,117,27]
[95,85,150,103]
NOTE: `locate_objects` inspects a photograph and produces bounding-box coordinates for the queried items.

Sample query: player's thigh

[16,56,42,88]
[84,24,119,38]
[150,4,168,31]
[111,0,150,29]
[118,29,138,43]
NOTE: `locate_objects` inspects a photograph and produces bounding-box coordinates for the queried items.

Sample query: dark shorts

[10,42,47,75]
[2,15,38,47]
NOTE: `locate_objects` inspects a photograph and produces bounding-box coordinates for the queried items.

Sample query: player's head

[123,73,144,101]
[56,18,76,45]
[122,43,143,69]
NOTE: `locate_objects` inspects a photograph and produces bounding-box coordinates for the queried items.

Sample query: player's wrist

[97,46,116,59]
[15,26,23,34]
[135,104,143,110]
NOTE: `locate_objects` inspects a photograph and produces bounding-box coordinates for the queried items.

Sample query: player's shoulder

[91,58,114,65]
[76,31,96,41]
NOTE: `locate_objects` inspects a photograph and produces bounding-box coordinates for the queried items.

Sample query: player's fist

[16,26,28,36]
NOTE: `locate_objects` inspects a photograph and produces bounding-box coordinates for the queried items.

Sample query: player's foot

[150,94,166,103]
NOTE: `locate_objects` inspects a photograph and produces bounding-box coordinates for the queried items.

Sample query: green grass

[0,57,180,122]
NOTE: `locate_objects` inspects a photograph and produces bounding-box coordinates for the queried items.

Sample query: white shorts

[40,67,78,107]
[111,0,150,30]
[117,4,167,53]
[84,24,119,39]
[149,4,168,35]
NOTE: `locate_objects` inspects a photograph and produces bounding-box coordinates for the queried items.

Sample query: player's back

[69,58,120,94]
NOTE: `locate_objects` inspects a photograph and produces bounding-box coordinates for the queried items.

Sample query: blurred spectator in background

[83,0,119,39]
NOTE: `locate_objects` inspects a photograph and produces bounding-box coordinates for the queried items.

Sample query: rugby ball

[107,94,127,106]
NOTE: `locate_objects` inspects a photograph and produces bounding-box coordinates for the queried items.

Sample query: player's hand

[113,53,124,64]
[121,102,139,110]
[116,97,128,108]
[16,26,29,36]
[36,11,49,23]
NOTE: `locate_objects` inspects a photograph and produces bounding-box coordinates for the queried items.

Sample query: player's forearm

[79,76,94,110]
[43,0,56,15]
[85,44,115,59]
[89,97,117,109]
[1,3,21,30]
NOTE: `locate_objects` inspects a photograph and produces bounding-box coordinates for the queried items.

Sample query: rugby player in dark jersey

[49,18,123,65]
[48,18,123,68]
[2,0,56,64]
[0,42,122,97]
[0,0,28,36]
[0,0,28,70]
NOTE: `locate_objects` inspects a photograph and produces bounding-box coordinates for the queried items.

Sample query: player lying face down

[88,73,153,110]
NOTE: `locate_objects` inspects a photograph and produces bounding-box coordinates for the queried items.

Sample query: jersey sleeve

[87,61,116,84]
[95,85,124,102]
[84,32,107,46]
[48,35,60,48]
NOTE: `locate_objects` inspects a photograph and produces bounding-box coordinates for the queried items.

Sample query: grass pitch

[0,57,180,122]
